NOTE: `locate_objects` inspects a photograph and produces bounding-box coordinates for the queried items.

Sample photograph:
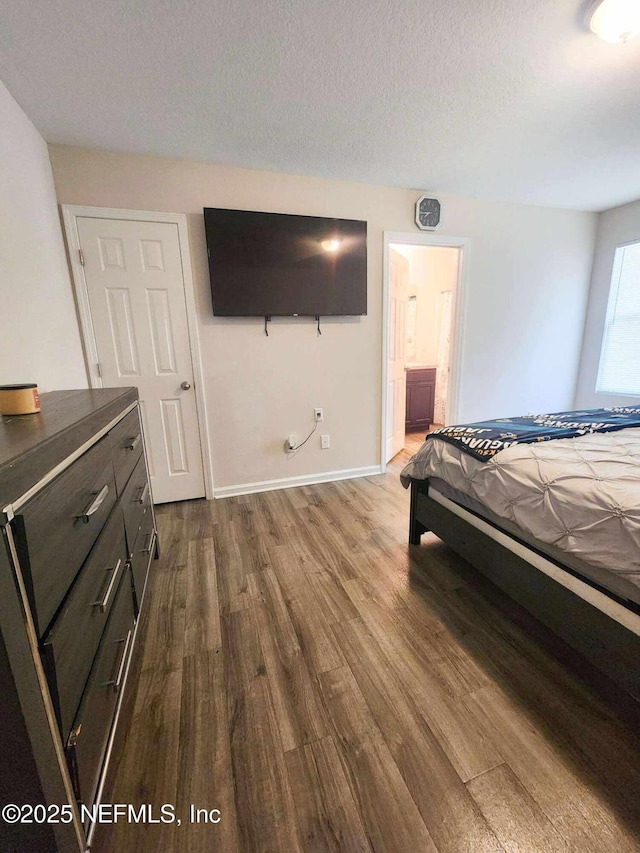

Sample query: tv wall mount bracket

[263,316,322,336]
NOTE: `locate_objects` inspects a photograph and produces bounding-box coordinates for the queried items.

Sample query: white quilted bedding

[401,428,640,597]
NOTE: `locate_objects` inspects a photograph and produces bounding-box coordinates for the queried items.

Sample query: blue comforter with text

[427,407,640,461]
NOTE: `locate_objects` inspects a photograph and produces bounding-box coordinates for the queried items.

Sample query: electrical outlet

[314,408,324,422]
[321,434,330,449]
[286,435,297,451]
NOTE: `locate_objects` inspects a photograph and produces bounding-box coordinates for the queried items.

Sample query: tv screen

[204,208,367,316]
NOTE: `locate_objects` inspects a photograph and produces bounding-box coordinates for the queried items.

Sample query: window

[596,240,640,396]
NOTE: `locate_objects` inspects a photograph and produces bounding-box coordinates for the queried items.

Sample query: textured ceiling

[1,0,639,211]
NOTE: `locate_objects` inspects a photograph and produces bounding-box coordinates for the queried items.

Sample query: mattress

[401,427,640,606]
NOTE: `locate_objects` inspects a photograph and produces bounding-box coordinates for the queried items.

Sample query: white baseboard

[214,465,383,499]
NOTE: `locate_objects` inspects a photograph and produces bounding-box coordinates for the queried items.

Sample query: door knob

[181,381,191,390]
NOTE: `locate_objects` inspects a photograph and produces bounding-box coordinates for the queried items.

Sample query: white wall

[0,83,86,391]
[48,145,596,491]
[575,199,640,409]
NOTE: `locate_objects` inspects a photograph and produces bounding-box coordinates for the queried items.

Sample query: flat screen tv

[204,208,367,316]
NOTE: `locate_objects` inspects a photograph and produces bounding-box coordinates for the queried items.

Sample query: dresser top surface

[0,388,137,512]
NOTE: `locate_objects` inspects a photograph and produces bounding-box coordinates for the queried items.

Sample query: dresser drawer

[406,368,436,383]
[130,512,155,612]
[41,509,128,738]
[16,437,117,636]
[109,408,142,497]
[66,569,136,807]
[121,454,151,553]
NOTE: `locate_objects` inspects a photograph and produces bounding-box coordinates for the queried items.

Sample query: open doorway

[383,233,467,465]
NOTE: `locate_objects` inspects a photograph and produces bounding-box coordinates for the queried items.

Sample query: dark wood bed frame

[409,478,640,705]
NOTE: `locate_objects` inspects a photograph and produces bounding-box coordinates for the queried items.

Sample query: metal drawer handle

[137,482,149,505]
[141,532,154,555]
[92,558,121,613]
[78,484,109,523]
[105,630,132,694]
[126,434,141,451]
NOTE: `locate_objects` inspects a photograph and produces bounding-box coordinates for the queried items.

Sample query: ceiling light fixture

[321,239,340,252]
[585,0,640,43]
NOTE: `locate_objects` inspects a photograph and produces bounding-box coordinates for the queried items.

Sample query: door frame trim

[381,231,470,472]
[61,204,215,500]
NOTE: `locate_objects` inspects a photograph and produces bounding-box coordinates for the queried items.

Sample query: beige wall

[0,84,86,391]
[49,144,596,491]
[575,198,640,409]
[398,245,459,367]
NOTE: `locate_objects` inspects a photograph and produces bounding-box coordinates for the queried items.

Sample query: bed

[401,421,640,704]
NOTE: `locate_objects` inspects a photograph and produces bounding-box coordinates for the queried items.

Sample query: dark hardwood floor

[94,444,640,852]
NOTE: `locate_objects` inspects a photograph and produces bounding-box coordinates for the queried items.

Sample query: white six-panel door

[386,248,409,462]
[76,216,206,504]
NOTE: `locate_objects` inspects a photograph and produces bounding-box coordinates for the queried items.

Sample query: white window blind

[596,240,640,396]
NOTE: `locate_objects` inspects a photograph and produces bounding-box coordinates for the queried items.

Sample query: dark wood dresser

[0,389,157,851]
[405,367,436,431]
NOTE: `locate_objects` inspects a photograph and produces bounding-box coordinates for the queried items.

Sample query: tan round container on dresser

[0,384,41,415]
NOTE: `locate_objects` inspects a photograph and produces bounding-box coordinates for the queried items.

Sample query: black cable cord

[289,418,318,452]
